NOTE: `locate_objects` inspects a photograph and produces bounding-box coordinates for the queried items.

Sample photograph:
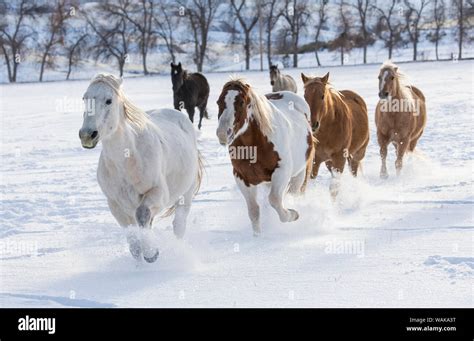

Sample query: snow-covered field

[0,60,473,308]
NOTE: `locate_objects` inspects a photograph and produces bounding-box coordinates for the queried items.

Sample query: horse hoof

[143,249,159,263]
[288,209,299,222]
[380,173,388,179]
[136,205,151,227]
[129,244,141,260]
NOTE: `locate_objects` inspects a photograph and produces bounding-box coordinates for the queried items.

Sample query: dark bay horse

[171,62,210,129]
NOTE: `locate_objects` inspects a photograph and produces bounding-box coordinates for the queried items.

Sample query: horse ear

[321,72,329,84]
[170,62,174,67]
[301,73,310,84]
[393,67,398,73]
[178,62,182,67]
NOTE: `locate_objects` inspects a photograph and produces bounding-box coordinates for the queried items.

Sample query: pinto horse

[171,62,210,129]
[302,72,369,190]
[216,79,314,235]
[375,61,427,178]
[79,73,202,263]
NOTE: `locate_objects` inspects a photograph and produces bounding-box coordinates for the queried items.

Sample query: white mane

[229,76,274,137]
[90,73,150,131]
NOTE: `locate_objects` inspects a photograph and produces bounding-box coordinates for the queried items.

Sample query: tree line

[0,0,472,83]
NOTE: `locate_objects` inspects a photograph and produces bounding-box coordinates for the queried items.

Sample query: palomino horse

[301,72,369,190]
[79,73,202,263]
[171,62,210,129]
[216,79,314,235]
[375,61,427,178]
[269,64,297,93]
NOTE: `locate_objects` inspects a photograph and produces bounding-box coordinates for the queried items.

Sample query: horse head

[269,64,280,86]
[301,72,330,132]
[170,62,184,91]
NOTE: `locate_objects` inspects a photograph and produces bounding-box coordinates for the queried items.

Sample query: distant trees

[0,0,38,82]
[231,0,259,70]
[180,0,221,72]
[313,0,328,66]
[38,0,67,82]
[0,0,473,83]
[404,0,430,61]
[282,0,310,67]
[429,0,446,60]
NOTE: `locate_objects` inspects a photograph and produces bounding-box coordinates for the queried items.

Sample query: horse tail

[301,134,317,193]
[195,150,204,196]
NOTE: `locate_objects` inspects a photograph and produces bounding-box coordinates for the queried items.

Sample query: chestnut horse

[216,79,314,235]
[375,61,427,178]
[301,72,369,189]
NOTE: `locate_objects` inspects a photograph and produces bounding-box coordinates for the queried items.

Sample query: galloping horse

[269,64,297,93]
[171,62,210,129]
[375,61,427,178]
[79,73,202,263]
[301,72,369,190]
[216,79,314,235]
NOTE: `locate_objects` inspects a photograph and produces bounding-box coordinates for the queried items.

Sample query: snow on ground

[0,60,473,307]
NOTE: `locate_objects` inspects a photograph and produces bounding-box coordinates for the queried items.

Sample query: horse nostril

[384,92,389,97]
[91,131,98,139]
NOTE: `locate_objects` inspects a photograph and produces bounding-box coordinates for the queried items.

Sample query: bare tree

[282,0,310,67]
[329,1,354,65]
[404,0,430,61]
[64,12,88,80]
[261,0,282,68]
[372,0,402,59]
[452,0,471,60]
[107,0,156,75]
[429,0,445,60]
[231,0,259,70]
[84,3,133,77]
[351,0,372,64]
[179,0,221,72]
[314,0,328,66]
[0,0,37,82]
[153,0,181,64]
[38,0,67,82]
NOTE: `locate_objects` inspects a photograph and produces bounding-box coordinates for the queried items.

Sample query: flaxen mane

[380,61,416,110]
[90,73,150,132]
[304,78,350,120]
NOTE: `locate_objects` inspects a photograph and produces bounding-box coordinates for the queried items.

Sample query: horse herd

[78,60,427,262]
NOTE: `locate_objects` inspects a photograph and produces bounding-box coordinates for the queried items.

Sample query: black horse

[170,62,210,129]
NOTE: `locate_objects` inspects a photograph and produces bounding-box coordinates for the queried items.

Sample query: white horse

[269,65,297,93]
[79,73,202,263]
[216,79,314,235]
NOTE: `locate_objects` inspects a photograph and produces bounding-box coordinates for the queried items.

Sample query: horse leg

[186,105,195,124]
[377,132,390,179]
[107,199,141,259]
[395,138,409,176]
[409,130,423,152]
[311,154,324,179]
[197,105,205,130]
[235,176,261,236]
[327,153,346,198]
[288,169,306,195]
[268,166,299,223]
[172,186,194,239]
[135,188,165,263]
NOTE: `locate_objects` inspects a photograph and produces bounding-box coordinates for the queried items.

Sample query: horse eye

[378,76,381,79]
[105,99,112,105]
[321,95,324,99]
[391,76,394,80]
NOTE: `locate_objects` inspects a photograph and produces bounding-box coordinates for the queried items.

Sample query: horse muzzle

[270,81,275,86]
[79,128,99,149]
[378,92,389,99]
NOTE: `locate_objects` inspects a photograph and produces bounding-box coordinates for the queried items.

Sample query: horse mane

[226,77,274,137]
[380,61,415,107]
[90,73,150,132]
